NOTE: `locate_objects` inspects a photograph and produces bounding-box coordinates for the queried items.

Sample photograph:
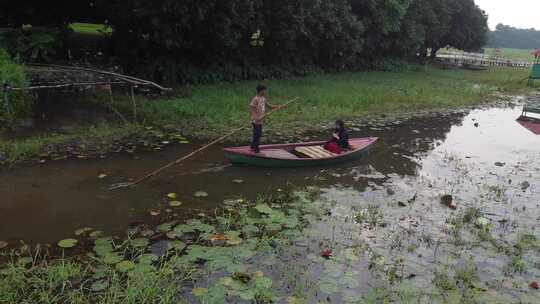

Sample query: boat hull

[224,137,377,168]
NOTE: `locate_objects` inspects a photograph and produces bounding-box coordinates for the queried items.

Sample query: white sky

[475,0,540,30]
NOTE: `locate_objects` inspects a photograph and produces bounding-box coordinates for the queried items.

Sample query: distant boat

[224,137,378,167]
[517,117,540,135]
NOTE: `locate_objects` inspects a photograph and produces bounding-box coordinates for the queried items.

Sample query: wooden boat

[224,137,378,167]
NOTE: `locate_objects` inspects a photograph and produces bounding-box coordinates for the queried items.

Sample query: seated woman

[324,120,350,154]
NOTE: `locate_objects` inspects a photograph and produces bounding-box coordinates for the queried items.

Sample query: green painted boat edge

[225,142,375,168]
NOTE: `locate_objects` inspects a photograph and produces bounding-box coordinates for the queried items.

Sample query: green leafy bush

[0,48,31,121]
[0,27,59,62]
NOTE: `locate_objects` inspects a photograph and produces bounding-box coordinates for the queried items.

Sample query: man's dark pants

[251,123,263,152]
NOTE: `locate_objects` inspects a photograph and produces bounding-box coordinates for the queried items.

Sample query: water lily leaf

[242,225,259,237]
[192,287,208,297]
[254,276,273,289]
[166,231,182,239]
[89,230,104,238]
[18,257,33,266]
[0,241,8,249]
[98,174,108,179]
[131,238,149,248]
[255,204,273,214]
[476,217,490,227]
[180,140,190,144]
[138,253,159,265]
[344,248,360,261]
[75,227,93,236]
[103,254,123,265]
[140,229,154,237]
[232,179,244,184]
[149,209,161,216]
[91,280,109,291]
[167,193,178,199]
[287,296,304,304]
[115,260,135,272]
[210,234,227,242]
[194,191,209,198]
[225,231,243,245]
[319,281,339,295]
[174,224,195,234]
[218,276,235,287]
[157,222,175,233]
[238,289,256,301]
[58,238,78,248]
[169,241,186,251]
[169,201,183,207]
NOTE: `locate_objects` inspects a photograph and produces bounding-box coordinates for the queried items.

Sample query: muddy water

[0,105,538,246]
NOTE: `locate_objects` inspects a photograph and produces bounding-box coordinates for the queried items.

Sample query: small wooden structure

[522,102,540,117]
[528,49,540,87]
[2,64,171,122]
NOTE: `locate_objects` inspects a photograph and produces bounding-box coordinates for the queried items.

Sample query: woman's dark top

[335,128,350,149]
[338,129,350,149]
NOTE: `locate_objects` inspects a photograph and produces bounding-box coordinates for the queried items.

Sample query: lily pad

[167,193,178,199]
[476,217,490,228]
[149,209,161,216]
[169,200,183,207]
[103,254,123,265]
[192,287,208,297]
[131,238,149,248]
[157,222,175,232]
[18,257,33,266]
[226,231,243,246]
[91,280,109,292]
[115,260,135,272]
[255,204,273,215]
[232,179,244,184]
[75,227,93,236]
[194,191,209,198]
[0,241,8,249]
[58,238,78,248]
[168,241,186,251]
[89,230,104,238]
[98,174,108,179]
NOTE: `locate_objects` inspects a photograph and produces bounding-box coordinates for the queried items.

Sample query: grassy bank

[1,66,535,165]
[133,66,532,136]
[484,48,535,62]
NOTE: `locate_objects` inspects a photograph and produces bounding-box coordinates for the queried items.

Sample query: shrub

[0,48,31,121]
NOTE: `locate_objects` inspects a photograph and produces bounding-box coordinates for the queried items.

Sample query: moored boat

[224,137,378,167]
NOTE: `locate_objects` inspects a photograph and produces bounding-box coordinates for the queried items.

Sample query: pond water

[0,105,538,245]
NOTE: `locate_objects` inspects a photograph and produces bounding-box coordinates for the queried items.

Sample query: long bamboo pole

[109,97,300,190]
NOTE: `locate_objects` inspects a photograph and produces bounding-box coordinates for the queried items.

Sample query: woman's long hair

[335,120,345,132]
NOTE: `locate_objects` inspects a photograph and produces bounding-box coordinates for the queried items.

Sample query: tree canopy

[1,0,489,83]
[488,24,540,50]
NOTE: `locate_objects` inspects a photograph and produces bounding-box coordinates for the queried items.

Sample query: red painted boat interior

[224,137,378,160]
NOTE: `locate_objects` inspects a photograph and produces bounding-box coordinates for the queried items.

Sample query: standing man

[250,84,279,153]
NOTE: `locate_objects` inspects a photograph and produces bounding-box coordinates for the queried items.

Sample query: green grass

[132,66,533,137]
[484,48,536,62]
[69,23,112,36]
[1,66,534,165]
[0,123,141,165]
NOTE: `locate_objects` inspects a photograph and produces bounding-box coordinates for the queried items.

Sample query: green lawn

[484,48,536,62]
[69,22,112,36]
[131,66,532,137]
